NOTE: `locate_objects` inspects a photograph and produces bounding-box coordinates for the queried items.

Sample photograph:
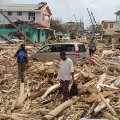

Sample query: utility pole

[87,8,95,33]
[0,9,37,46]
[70,20,72,33]
[74,14,78,23]
[91,12,101,33]
[80,18,84,35]
[73,14,79,36]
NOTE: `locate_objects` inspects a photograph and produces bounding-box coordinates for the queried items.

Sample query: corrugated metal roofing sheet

[102,20,116,23]
[115,10,120,14]
[0,3,45,11]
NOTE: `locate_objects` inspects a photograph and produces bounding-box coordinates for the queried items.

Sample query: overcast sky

[1,0,120,27]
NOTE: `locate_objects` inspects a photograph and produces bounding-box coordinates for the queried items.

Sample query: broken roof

[101,20,116,23]
[4,20,47,29]
[23,21,46,29]
[115,10,120,14]
[0,2,51,14]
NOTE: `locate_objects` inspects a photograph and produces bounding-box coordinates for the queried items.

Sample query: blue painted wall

[116,14,120,31]
[0,29,18,34]
[0,29,18,40]
[40,30,46,43]
[23,27,37,43]
[0,26,46,44]
[23,27,46,43]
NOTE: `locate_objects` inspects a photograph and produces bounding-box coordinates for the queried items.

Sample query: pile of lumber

[0,42,120,120]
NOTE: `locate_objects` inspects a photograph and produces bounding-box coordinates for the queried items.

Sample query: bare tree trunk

[43,96,78,120]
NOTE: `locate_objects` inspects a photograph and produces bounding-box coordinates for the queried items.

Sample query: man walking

[57,51,74,102]
[14,44,28,83]
[88,41,96,57]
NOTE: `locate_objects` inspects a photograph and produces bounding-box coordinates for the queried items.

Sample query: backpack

[18,50,27,63]
[69,83,78,96]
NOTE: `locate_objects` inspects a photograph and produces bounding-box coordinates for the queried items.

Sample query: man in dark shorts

[57,51,75,102]
[14,44,28,83]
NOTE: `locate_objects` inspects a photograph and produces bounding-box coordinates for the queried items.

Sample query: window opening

[28,12,35,21]
[8,12,12,16]
[65,45,75,52]
[17,12,22,16]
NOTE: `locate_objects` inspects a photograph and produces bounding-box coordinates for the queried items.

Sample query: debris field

[0,40,120,120]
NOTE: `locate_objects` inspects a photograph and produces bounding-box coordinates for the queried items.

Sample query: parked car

[31,42,87,65]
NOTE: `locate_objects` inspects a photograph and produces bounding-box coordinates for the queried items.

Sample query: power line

[74,14,77,23]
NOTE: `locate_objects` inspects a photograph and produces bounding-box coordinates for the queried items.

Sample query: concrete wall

[23,27,46,43]
[0,27,46,44]
[40,30,46,42]
[0,11,41,24]
[116,14,120,31]
[102,22,116,35]
[40,7,51,28]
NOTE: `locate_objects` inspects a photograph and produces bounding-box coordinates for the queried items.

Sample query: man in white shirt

[57,51,74,102]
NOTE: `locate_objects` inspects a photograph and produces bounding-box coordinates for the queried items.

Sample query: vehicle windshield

[39,45,52,52]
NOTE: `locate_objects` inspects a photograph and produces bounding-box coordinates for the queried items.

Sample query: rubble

[0,40,120,120]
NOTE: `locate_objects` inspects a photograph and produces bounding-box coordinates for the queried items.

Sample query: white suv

[31,42,87,65]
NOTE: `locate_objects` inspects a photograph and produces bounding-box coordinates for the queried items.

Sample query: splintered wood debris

[0,41,120,120]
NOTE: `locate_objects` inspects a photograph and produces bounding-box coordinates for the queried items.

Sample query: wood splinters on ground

[0,40,120,119]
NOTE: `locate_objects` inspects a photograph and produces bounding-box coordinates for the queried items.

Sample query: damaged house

[0,2,52,44]
[115,10,120,34]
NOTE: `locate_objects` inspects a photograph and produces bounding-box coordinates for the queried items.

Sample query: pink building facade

[40,5,52,28]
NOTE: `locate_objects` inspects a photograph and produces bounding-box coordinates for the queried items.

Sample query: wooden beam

[43,96,78,120]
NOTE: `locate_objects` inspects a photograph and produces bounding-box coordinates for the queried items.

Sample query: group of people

[14,36,98,102]
[14,44,75,102]
[14,36,97,102]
